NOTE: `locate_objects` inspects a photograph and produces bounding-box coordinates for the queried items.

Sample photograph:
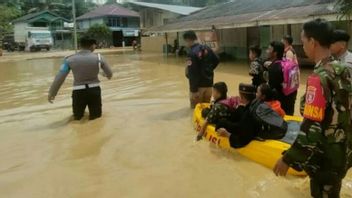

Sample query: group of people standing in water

[185,19,352,198]
[46,17,352,198]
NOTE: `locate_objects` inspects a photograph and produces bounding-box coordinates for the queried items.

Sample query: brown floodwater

[0,52,351,198]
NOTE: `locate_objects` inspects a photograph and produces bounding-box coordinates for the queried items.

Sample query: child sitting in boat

[196,82,240,141]
[256,83,286,118]
[215,84,259,148]
[216,83,287,148]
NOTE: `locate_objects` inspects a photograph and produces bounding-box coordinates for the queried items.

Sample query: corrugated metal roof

[13,10,69,23]
[77,4,139,21]
[130,2,203,15]
[148,0,338,33]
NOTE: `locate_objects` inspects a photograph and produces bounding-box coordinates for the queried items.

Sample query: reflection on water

[0,52,350,198]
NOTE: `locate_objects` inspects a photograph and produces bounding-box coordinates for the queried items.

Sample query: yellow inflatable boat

[193,103,307,176]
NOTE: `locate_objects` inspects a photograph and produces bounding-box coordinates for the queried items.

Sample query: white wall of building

[140,8,180,29]
[14,22,28,42]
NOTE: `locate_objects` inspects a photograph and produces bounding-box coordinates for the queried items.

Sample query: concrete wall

[218,28,248,59]
[141,33,177,53]
[141,8,180,29]
[141,36,165,52]
[271,25,290,41]
[291,24,303,45]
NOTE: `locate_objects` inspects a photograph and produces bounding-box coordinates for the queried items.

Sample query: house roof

[12,10,69,23]
[148,0,338,33]
[77,4,139,21]
[129,2,203,15]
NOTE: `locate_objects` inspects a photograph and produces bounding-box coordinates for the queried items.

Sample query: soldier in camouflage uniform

[273,19,352,198]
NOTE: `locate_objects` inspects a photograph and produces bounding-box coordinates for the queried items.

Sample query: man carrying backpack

[183,30,219,108]
[273,19,352,198]
[265,41,298,115]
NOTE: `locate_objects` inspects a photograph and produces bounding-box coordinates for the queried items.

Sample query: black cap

[183,30,198,41]
[332,30,350,43]
[80,35,97,46]
[239,83,256,94]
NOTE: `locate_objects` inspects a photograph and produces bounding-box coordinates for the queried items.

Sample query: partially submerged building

[146,0,348,61]
[128,2,202,30]
[77,4,140,47]
[12,10,71,49]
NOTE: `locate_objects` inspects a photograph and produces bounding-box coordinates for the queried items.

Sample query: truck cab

[27,30,53,52]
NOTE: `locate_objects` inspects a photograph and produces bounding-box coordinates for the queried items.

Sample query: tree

[85,24,112,47]
[0,4,21,35]
[336,0,352,34]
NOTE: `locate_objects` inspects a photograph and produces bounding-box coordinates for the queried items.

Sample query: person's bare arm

[196,120,209,141]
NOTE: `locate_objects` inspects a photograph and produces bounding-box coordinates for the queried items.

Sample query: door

[112,31,123,47]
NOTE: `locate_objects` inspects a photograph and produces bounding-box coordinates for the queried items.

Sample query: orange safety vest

[303,74,326,122]
[266,100,286,118]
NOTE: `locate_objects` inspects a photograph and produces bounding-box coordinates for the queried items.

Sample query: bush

[85,24,112,48]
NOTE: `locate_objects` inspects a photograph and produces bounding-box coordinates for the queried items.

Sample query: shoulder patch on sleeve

[59,59,70,73]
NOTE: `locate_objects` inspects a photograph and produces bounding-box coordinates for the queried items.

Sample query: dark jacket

[267,60,284,99]
[186,44,219,92]
[216,103,259,148]
[249,58,265,87]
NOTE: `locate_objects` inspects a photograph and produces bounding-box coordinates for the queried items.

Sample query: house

[146,0,350,62]
[128,2,202,30]
[12,10,71,49]
[77,4,140,47]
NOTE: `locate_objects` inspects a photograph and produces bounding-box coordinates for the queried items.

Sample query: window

[106,17,120,27]
[122,17,128,27]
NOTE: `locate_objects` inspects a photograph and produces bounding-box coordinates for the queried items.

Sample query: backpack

[278,59,300,96]
[249,99,288,140]
[198,45,219,80]
[219,96,241,110]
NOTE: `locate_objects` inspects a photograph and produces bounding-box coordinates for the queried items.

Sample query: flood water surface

[0,52,351,198]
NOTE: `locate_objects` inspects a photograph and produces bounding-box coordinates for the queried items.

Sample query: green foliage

[0,4,21,34]
[336,0,352,18]
[85,23,112,44]
[336,0,352,34]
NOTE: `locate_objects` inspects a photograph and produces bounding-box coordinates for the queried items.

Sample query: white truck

[14,28,53,52]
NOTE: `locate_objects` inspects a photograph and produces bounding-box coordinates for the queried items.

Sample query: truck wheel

[46,47,50,51]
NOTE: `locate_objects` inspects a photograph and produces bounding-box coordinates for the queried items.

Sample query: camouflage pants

[310,177,342,198]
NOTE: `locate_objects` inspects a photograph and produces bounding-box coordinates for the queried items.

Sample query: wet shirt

[186,44,219,92]
[249,58,265,87]
[216,104,259,148]
[206,102,231,124]
[267,60,284,98]
[283,57,351,176]
[339,50,352,68]
[49,50,113,97]
[284,46,298,64]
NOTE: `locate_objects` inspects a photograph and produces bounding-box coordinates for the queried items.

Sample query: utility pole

[72,0,78,52]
